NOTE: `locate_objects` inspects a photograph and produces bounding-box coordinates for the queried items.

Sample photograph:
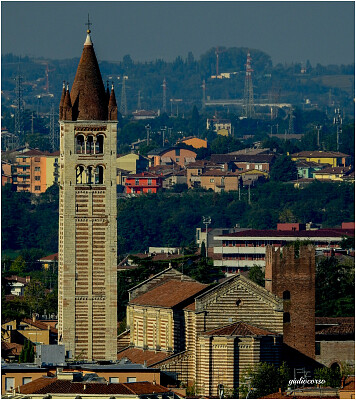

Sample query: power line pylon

[50,102,59,152]
[201,79,206,110]
[243,51,255,119]
[334,108,342,151]
[162,78,167,113]
[14,66,25,147]
[120,75,128,116]
[137,90,141,110]
[288,108,295,134]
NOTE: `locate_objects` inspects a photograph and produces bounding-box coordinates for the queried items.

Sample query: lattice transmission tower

[49,102,59,151]
[14,69,25,147]
[162,78,167,113]
[120,75,128,116]
[243,51,255,119]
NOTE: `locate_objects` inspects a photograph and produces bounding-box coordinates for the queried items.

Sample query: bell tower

[58,23,118,361]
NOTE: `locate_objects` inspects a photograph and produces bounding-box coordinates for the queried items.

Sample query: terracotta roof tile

[39,253,58,261]
[130,280,208,308]
[204,321,278,337]
[341,376,355,391]
[117,347,171,366]
[19,377,172,396]
[22,318,58,334]
[290,150,350,158]
[219,228,355,239]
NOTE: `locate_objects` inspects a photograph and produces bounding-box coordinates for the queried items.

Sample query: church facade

[58,27,118,361]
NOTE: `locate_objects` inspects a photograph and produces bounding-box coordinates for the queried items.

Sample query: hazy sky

[1,1,355,66]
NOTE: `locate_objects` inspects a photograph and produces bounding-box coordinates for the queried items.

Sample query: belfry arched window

[86,135,94,154]
[76,165,85,184]
[87,166,93,184]
[76,135,85,154]
[95,165,104,184]
[95,134,104,154]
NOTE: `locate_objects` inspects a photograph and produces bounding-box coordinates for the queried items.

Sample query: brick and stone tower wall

[58,29,118,361]
[265,245,316,360]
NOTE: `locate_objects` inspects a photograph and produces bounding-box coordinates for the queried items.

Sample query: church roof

[203,321,279,337]
[70,32,108,120]
[129,280,208,308]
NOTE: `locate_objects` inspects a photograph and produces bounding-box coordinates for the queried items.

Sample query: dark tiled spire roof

[59,82,66,119]
[63,85,73,120]
[70,32,108,121]
[108,84,118,121]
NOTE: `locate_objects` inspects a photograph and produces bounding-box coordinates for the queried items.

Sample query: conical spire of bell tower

[108,83,118,121]
[70,18,108,121]
[59,81,66,120]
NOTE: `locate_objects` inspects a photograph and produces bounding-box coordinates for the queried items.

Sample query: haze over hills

[1,46,355,118]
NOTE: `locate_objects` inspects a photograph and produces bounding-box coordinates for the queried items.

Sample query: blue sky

[1,1,355,65]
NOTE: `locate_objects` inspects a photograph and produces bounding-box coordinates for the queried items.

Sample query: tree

[269,155,297,182]
[314,366,341,388]
[248,265,264,287]
[316,256,354,317]
[9,256,27,275]
[240,362,291,398]
[19,339,35,363]
[24,280,45,315]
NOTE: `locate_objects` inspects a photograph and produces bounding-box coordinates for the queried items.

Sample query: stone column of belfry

[58,26,118,361]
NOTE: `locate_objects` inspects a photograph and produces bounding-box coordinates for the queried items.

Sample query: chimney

[32,314,36,323]
[26,276,31,283]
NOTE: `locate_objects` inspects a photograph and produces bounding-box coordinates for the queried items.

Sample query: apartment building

[213,223,355,273]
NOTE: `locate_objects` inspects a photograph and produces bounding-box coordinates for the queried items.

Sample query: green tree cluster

[240,362,290,398]
[19,339,35,363]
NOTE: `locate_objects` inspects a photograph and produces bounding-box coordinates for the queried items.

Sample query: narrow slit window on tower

[283,312,290,323]
[76,135,85,154]
[283,290,291,300]
[95,165,104,184]
[96,134,104,154]
[86,135,94,154]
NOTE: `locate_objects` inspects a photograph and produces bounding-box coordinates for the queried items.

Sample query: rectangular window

[34,157,40,162]
[127,377,136,383]
[6,325,12,330]
[147,178,152,185]
[5,377,15,391]
[22,377,32,385]
[135,179,139,185]
[210,178,214,183]
[35,186,41,191]
[109,377,119,383]
[35,167,40,171]
[315,342,321,355]
[35,176,40,181]
[175,148,181,156]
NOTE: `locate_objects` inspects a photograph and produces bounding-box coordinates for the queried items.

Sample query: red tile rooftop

[18,377,172,395]
[130,279,209,308]
[204,321,279,337]
[117,347,171,366]
[218,228,355,238]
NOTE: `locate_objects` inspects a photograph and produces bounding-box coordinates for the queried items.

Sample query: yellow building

[2,317,57,346]
[313,166,354,182]
[178,136,208,149]
[290,151,351,167]
[200,169,241,192]
[116,153,149,174]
